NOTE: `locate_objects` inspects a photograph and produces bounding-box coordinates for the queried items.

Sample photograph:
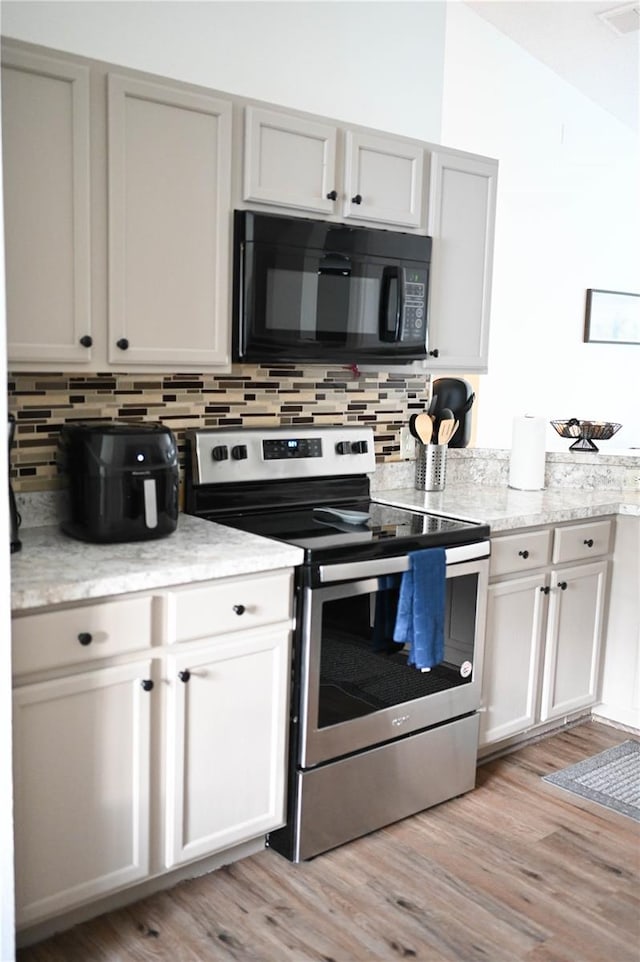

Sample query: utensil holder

[415,443,447,491]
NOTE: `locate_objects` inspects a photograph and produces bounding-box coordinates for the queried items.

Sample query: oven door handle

[317,540,491,583]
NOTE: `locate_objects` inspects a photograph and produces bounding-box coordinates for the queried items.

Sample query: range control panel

[263,437,323,460]
[188,426,375,485]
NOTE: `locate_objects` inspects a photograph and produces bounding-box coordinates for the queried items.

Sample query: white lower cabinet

[11,569,294,929]
[540,562,608,721]
[480,521,612,753]
[164,626,289,868]
[481,574,547,745]
[13,660,153,927]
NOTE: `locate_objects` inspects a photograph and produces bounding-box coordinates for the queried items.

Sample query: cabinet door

[540,561,608,721]
[427,151,497,372]
[13,661,152,926]
[243,107,338,215]
[164,626,290,868]
[1,47,92,364]
[107,74,232,368]
[342,130,425,228]
[480,574,547,746]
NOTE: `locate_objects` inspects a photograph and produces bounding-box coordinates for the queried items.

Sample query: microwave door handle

[379,266,403,342]
[318,252,352,276]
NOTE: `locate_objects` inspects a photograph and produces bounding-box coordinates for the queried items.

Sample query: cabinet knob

[351,193,362,205]
[232,604,246,616]
[79,335,92,348]
[558,581,568,591]
[178,670,191,683]
[540,586,550,595]
[326,190,338,201]
[518,550,529,559]
[428,349,439,358]
[116,338,129,351]
[77,632,93,646]
[583,538,594,547]
[141,679,154,692]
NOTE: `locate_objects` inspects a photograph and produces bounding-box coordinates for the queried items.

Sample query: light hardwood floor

[17,721,640,962]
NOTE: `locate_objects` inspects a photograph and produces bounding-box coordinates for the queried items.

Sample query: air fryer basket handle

[143,478,158,529]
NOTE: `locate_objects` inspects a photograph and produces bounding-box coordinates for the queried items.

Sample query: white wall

[0,0,446,142]
[441,2,640,452]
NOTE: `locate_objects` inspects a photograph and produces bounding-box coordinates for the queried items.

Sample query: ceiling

[464,0,640,131]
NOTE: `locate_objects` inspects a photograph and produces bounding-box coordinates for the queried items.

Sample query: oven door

[298,544,489,769]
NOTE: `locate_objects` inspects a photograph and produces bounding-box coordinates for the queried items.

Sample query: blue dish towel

[393,548,446,669]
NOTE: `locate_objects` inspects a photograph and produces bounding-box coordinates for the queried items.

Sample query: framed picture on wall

[584,289,640,345]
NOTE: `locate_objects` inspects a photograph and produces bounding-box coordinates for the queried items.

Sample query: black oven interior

[316,572,478,729]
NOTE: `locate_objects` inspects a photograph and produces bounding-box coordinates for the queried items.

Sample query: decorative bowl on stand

[550,419,622,452]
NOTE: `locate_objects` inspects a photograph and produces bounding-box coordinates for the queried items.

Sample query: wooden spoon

[438,418,459,445]
[414,412,433,445]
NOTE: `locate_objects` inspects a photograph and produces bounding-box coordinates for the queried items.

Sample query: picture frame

[584,288,640,345]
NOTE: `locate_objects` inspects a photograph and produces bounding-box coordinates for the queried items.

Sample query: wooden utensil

[408,413,422,441]
[438,418,459,445]
[414,412,433,445]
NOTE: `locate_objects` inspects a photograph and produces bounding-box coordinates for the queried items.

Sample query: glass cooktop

[217,499,488,563]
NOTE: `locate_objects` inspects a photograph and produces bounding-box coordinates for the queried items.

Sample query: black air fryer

[431,377,476,448]
[57,421,179,543]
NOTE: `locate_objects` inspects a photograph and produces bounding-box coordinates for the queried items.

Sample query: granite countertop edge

[11,514,304,613]
[374,484,640,532]
[11,486,640,613]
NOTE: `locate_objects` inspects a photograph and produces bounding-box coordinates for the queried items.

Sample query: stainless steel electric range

[185,425,490,862]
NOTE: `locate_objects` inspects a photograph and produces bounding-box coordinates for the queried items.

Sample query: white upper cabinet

[243,107,338,215]
[342,130,424,228]
[1,47,92,365]
[426,150,498,372]
[107,75,232,368]
[3,39,498,372]
[243,106,426,231]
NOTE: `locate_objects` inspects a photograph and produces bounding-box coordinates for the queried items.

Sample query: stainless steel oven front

[298,541,490,770]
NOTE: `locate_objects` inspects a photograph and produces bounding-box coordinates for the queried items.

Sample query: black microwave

[232,210,431,365]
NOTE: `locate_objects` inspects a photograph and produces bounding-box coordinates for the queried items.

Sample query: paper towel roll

[508,416,546,490]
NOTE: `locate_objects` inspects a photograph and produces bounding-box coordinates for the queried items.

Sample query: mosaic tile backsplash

[7,365,430,493]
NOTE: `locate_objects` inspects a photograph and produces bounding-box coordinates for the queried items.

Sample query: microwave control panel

[402,270,428,339]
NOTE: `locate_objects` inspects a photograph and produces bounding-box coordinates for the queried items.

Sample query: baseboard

[591,704,640,734]
[16,836,264,948]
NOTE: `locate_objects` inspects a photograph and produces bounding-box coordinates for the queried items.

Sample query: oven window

[317,573,478,729]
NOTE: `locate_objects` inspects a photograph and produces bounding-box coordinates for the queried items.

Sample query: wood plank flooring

[17,721,640,962]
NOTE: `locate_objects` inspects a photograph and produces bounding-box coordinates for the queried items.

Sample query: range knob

[351,440,368,454]
[231,444,248,461]
[336,441,351,455]
[211,445,229,462]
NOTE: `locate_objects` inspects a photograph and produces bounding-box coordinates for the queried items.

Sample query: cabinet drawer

[172,570,293,643]
[490,529,552,577]
[12,595,153,676]
[552,520,612,564]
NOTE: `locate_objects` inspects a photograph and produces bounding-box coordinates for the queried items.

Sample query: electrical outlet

[400,426,415,460]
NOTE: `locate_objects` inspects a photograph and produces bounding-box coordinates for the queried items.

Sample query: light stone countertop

[12,485,640,613]
[11,513,304,612]
[374,484,640,532]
